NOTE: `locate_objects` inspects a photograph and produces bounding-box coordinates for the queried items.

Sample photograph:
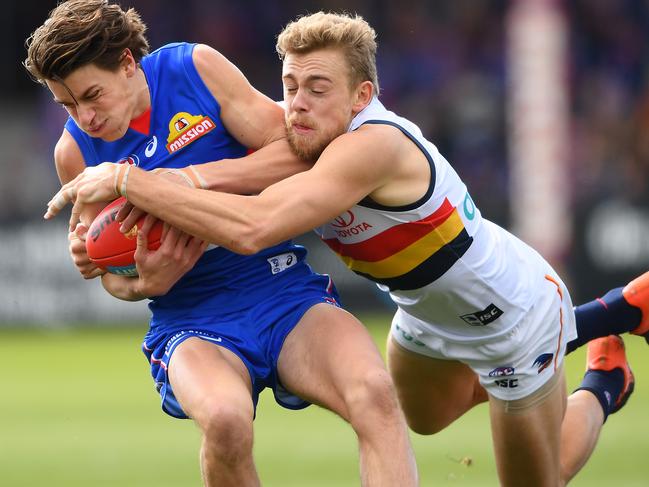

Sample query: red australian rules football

[86,196,163,276]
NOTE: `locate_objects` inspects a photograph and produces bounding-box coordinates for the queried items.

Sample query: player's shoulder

[343,122,405,154]
[190,43,246,100]
[191,43,230,70]
[141,42,194,68]
[317,125,404,182]
[149,42,194,57]
[54,128,83,164]
[54,129,85,182]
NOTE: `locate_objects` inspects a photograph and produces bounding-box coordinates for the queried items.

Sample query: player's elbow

[229,220,279,255]
[229,238,261,255]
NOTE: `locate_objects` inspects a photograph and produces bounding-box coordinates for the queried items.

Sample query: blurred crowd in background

[1,0,649,323]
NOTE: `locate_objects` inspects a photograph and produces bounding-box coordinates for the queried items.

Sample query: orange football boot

[623,271,649,343]
[586,335,634,413]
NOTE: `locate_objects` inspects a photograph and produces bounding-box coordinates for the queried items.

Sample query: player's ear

[352,80,373,113]
[121,48,137,77]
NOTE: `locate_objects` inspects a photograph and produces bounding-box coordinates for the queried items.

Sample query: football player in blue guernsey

[48,11,649,486]
[26,2,419,486]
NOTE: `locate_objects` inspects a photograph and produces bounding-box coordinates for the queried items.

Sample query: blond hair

[276,12,379,95]
[24,0,149,84]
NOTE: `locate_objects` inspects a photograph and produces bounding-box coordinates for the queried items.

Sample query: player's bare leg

[489,336,634,486]
[277,304,418,487]
[386,337,487,434]
[169,338,259,487]
[488,371,566,487]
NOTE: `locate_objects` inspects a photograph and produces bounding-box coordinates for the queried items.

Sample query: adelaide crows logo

[330,211,355,228]
[532,353,554,373]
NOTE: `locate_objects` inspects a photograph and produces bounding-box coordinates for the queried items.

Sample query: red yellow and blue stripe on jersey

[323,198,473,291]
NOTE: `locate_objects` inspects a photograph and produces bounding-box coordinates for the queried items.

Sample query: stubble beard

[286,122,345,161]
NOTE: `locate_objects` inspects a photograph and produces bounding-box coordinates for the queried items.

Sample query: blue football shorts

[141,270,340,419]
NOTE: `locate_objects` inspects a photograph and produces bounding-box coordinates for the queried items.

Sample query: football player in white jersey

[47,12,648,486]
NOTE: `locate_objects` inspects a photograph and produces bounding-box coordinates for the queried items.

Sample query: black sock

[566,288,642,354]
[575,369,625,422]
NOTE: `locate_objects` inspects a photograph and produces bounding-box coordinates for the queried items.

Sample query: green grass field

[1,316,647,486]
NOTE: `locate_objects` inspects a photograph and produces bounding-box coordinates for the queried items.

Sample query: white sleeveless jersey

[316,98,556,342]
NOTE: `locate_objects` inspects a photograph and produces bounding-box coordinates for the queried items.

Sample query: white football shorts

[390,273,577,401]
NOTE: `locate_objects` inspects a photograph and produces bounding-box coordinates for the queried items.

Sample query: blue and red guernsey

[65,43,306,322]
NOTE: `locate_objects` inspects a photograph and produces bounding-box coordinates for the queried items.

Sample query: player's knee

[473,383,489,404]
[404,413,447,435]
[344,368,400,421]
[403,378,486,435]
[399,397,465,435]
[196,404,253,463]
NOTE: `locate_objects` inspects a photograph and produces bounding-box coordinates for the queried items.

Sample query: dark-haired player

[27,2,418,485]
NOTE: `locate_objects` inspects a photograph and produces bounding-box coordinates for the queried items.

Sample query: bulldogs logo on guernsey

[166,112,216,153]
[63,42,305,324]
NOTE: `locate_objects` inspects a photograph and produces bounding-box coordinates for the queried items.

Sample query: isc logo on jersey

[166,112,216,153]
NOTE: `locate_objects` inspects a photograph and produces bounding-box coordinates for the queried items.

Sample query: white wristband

[120,164,132,198]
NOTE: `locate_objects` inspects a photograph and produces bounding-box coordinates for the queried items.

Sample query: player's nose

[289,88,309,112]
[77,103,96,128]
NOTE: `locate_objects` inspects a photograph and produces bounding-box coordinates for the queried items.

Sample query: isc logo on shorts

[494,378,518,388]
[267,252,298,274]
[460,303,504,326]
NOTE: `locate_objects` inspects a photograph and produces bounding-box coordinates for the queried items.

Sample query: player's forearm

[195,139,312,195]
[124,168,266,254]
[101,274,146,302]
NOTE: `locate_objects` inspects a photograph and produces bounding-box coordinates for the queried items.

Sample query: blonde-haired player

[47,11,648,486]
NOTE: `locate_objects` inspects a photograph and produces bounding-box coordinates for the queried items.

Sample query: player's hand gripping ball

[86,196,163,276]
